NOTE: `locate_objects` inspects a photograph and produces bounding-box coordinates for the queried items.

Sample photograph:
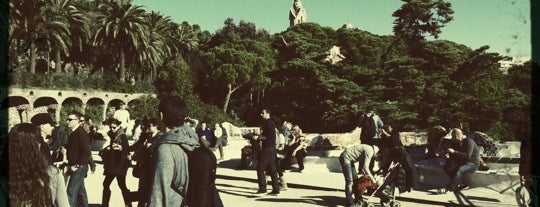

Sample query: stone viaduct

[1,87,155,127]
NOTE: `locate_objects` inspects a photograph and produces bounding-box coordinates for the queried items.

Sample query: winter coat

[148,124,200,207]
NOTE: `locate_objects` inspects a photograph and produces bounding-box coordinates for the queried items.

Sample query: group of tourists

[4,96,225,207]
[234,110,310,195]
[338,105,505,207]
[2,99,535,207]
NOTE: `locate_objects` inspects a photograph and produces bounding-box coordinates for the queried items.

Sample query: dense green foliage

[8,0,531,141]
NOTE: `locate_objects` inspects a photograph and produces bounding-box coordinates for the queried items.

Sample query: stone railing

[222,122,428,149]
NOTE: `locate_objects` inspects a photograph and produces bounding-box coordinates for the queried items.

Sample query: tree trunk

[119,48,126,82]
[55,48,62,73]
[223,84,241,113]
[29,41,36,73]
[151,66,156,81]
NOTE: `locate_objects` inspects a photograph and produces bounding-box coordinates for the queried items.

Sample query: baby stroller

[356,146,418,207]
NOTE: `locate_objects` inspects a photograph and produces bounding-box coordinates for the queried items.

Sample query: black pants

[137,169,152,207]
[103,174,130,205]
[257,148,279,192]
[294,149,307,171]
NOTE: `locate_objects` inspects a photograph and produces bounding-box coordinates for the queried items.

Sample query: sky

[132,0,531,58]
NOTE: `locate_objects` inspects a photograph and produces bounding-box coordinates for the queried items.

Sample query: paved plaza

[84,140,519,207]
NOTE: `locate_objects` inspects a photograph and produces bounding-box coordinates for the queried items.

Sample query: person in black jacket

[185,125,224,207]
[438,128,480,194]
[130,118,161,207]
[100,118,132,207]
[254,108,280,195]
[65,111,91,207]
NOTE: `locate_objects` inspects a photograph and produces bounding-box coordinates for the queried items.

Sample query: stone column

[82,102,87,115]
[102,101,109,121]
[56,104,62,124]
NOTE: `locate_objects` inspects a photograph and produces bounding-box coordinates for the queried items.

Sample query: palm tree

[138,11,173,80]
[173,22,199,58]
[94,0,148,82]
[10,0,48,73]
[43,0,90,73]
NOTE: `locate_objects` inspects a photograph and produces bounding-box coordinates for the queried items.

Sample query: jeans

[444,162,478,191]
[340,155,358,207]
[257,148,279,192]
[214,138,225,158]
[66,164,89,207]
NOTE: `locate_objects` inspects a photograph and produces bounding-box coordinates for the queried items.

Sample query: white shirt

[113,109,130,129]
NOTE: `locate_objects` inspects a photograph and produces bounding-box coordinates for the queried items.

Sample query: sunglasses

[66,118,78,122]
[110,126,118,129]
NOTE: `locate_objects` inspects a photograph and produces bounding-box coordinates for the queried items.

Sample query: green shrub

[85,104,105,125]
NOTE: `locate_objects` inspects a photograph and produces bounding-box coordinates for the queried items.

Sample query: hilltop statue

[324,46,346,64]
[289,0,306,26]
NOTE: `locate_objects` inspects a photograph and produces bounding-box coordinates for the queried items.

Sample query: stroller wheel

[357,200,370,207]
[390,200,401,207]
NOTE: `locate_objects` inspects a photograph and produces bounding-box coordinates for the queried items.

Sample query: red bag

[353,175,377,198]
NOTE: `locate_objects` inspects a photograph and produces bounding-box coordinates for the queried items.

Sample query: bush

[9,71,154,93]
[85,104,105,125]
[129,95,160,120]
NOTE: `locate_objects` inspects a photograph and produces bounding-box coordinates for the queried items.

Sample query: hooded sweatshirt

[148,124,200,207]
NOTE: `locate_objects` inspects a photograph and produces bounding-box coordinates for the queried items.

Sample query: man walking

[65,111,91,207]
[254,108,280,195]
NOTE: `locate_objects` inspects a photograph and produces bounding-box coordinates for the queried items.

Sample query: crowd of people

[3,97,226,207]
[0,100,534,207]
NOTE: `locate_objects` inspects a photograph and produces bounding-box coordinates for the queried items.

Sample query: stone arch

[33,96,58,109]
[106,99,124,119]
[61,97,84,122]
[86,98,106,124]
[30,97,59,123]
[4,96,31,125]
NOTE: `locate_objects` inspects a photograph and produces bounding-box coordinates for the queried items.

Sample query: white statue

[325,46,346,64]
[289,0,307,26]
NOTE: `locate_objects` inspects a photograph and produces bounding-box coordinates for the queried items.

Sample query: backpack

[468,131,495,148]
[361,113,377,139]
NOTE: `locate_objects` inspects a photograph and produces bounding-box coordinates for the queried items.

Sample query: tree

[203,39,276,112]
[43,0,90,73]
[10,0,54,73]
[381,0,454,70]
[94,0,148,82]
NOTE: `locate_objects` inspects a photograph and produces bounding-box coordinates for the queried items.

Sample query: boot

[101,189,111,207]
[279,176,288,191]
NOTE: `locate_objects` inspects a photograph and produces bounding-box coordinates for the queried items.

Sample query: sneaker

[255,189,267,194]
[457,184,469,191]
[437,188,448,194]
[268,190,280,195]
[280,186,288,191]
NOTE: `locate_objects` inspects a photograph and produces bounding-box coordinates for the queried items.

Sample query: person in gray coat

[148,96,200,207]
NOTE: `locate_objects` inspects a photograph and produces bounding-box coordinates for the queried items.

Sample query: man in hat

[31,113,56,164]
